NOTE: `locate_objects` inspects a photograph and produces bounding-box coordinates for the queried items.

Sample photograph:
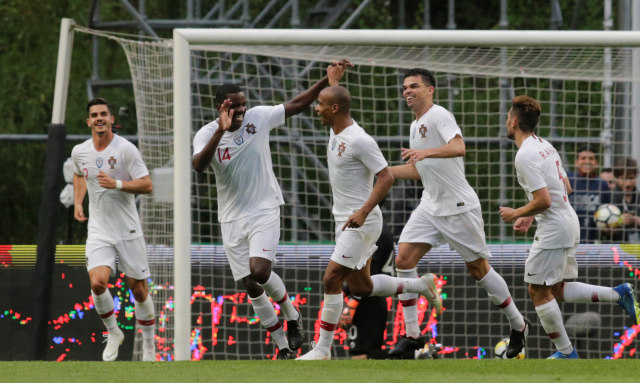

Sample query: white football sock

[250,292,289,350]
[316,293,343,352]
[92,290,118,333]
[135,294,156,343]
[536,299,573,354]
[397,268,420,339]
[562,281,619,303]
[476,267,525,331]
[260,272,298,321]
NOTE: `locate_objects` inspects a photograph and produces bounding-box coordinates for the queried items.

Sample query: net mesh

[75,26,640,360]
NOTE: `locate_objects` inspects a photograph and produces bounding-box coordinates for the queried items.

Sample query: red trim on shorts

[499,297,512,308]
[396,282,405,295]
[591,292,600,302]
[267,322,282,333]
[320,320,337,332]
[276,293,289,305]
[99,309,114,319]
[548,332,560,339]
[400,298,417,307]
[137,319,156,326]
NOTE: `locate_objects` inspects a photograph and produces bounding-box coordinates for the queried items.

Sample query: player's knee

[350,285,372,297]
[242,276,263,297]
[90,281,108,295]
[394,256,412,270]
[250,269,270,285]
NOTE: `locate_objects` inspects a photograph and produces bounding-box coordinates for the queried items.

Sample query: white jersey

[410,104,480,216]
[193,104,285,223]
[328,121,388,221]
[514,135,580,248]
[71,135,149,241]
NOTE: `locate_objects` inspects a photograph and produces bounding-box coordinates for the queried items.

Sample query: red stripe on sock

[267,322,282,333]
[400,298,417,307]
[499,297,512,309]
[99,309,114,319]
[591,292,600,302]
[548,332,560,339]
[276,293,289,305]
[137,319,156,326]
[320,320,337,332]
[396,282,405,295]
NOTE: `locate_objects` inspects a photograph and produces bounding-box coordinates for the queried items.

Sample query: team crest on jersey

[108,156,117,169]
[245,123,256,135]
[233,132,244,145]
[419,124,428,138]
[96,157,103,168]
[338,142,346,157]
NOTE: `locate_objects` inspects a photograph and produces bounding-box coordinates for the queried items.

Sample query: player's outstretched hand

[328,59,355,86]
[218,99,235,132]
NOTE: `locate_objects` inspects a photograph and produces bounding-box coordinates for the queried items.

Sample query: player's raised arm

[193,99,234,172]
[283,59,354,118]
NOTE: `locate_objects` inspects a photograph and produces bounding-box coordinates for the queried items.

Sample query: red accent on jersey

[266,322,282,333]
[400,298,417,307]
[217,147,231,162]
[99,309,114,319]
[338,142,346,157]
[591,292,600,302]
[320,320,337,332]
[499,296,512,308]
[419,124,428,138]
[137,319,156,326]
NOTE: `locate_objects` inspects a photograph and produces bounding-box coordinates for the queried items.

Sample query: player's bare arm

[283,59,354,118]
[192,99,234,172]
[499,187,551,223]
[97,171,153,194]
[389,163,421,180]
[512,216,535,233]
[401,135,466,163]
[73,173,88,222]
[342,167,394,230]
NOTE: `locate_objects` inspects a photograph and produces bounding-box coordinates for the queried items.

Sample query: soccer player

[388,68,528,359]
[297,85,441,361]
[72,98,156,362]
[499,95,640,359]
[192,60,352,359]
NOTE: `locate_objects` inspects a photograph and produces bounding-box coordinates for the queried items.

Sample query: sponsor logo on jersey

[233,132,244,145]
[108,156,117,169]
[419,124,428,138]
[245,123,256,135]
[96,157,103,168]
[338,142,346,157]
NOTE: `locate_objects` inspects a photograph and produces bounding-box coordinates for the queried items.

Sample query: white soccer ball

[493,337,525,359]
[594,204,622,229]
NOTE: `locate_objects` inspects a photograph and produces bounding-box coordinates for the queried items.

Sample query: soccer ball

[594,204,622,229]
[493,337,525,359]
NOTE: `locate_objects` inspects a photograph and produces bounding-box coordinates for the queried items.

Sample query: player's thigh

[86,238,117,277]
[115,237,151,280]
[221,219,251,281]
[247,207,280,262]
[332,212,382,270]
[524,244,577,286]
[397,208,443,267]
[437,208,491,263]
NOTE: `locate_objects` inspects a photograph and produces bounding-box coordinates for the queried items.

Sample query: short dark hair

[613,156,638,178]
[576,145,598,156]
[511,95,541,133]
[215,83,243,105]
[404,68,436,88]
[87,98,110,113]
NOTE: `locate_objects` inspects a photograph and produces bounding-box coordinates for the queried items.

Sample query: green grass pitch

[2,360,640,383]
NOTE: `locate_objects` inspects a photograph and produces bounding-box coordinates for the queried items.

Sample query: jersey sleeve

[192,123,215,157]
[124,142,150,180]
[251,104,285,131]
[436,108,462,143]
[353,135,388,174]
[71,146,83,176]
[515,151,547,193]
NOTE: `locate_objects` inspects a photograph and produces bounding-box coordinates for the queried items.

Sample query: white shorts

[86,236,150,280]
[331,209,383,270]
[398,206,491,263]
[524,242,578,286]
[221,207,280,281]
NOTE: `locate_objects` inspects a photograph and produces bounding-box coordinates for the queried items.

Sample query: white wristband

[115,180,123,190]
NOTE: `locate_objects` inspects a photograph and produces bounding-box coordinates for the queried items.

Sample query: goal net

[70,25,640,360]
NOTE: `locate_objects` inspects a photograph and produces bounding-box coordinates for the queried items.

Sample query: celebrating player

[297,85,441,361]
[388,68,528,359]
[192,60,353,359]
[499,95,640,359]
[72,98,156,362]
